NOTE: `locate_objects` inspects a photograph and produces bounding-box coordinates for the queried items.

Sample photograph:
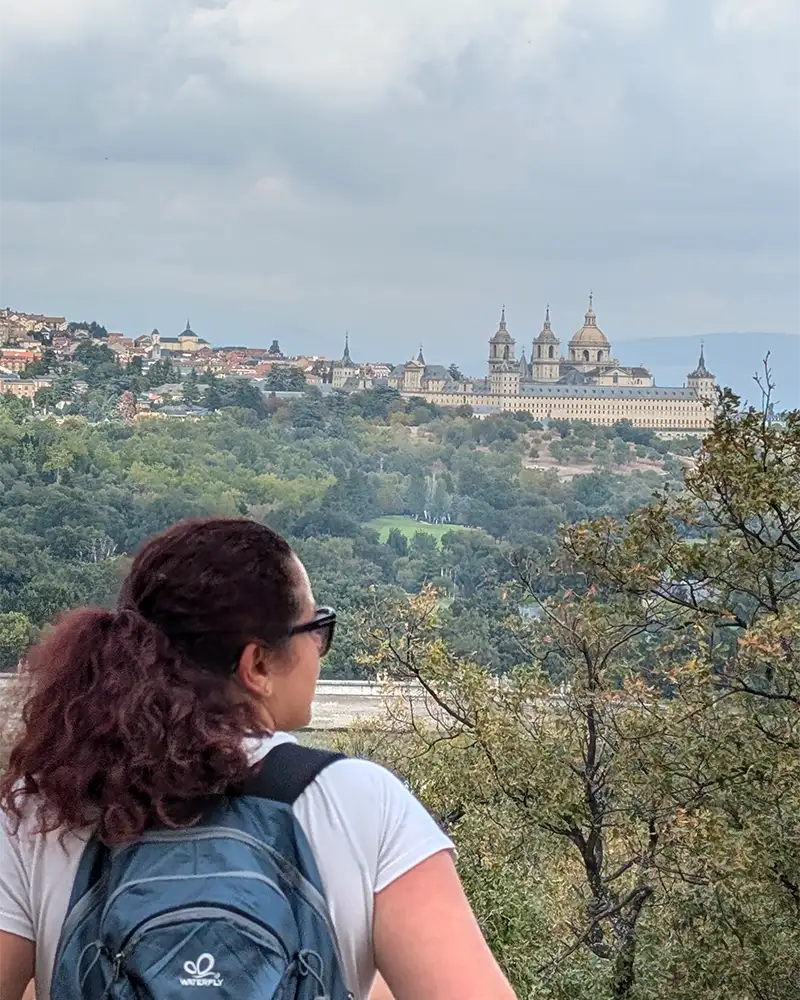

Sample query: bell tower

[687,342,716,402]
[487,306,516,375]
[531,306,560,382]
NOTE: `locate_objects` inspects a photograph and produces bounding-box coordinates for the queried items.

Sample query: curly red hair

[0,517,301,845]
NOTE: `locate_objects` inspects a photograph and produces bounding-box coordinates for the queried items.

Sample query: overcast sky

[1,0,798,372]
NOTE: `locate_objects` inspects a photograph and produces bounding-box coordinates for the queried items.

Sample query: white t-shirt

[0,732,454,999]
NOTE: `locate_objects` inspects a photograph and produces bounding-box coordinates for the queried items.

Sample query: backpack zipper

[116,904,289,962]
[98,869,284,926]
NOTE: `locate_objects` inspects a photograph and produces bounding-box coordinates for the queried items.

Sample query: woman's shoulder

[311,756,454,894]
[314,755,414,806]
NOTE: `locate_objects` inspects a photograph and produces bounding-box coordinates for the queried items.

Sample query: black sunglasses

[288,606,337,658]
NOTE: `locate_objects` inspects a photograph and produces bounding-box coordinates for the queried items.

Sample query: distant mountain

[614,333,799,411]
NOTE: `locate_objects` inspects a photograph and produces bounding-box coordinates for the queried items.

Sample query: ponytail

[0,605,262,845]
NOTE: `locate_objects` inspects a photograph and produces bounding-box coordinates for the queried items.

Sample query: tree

[183,368,201,405]
[22,348,57,378]
[146,358,177,389]
[386,528,409,557]
[0,611,37,671]
[0,394,30,422]
[354,587,664,996]
[68,320,108,338]
[268,340,283,356]
[73,341,117,369]
[222,380,268,418]
[348,386,401,421]
[406,468,428,516]
[72,341,124,392]
[52,373,76,404]
[429,475,452,519]
[203,382,223,412]
[33,387,57,412]
[263,367,307,392]
[448,363,465,382]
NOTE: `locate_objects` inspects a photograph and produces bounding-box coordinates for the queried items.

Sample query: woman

[0,517,516,1000]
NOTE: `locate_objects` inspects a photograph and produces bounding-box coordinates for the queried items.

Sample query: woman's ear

[236,641,273,698]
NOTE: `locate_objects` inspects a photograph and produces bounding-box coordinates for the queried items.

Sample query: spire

[535,304,558,345]
[417,344,426,365]
[342,331,352,365]
[584,292,596,326]
[519,350,528,375]
[500,305,507,330]
[185,318,191,332]
[688,339,713,379]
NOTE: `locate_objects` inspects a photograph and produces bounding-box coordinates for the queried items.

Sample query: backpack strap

[67,745,343,910]
[67,836,110,910]
[239,742,346,805]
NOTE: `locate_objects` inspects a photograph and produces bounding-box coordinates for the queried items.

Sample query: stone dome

[569,295,609,347]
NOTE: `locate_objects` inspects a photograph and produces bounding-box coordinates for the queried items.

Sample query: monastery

[333,297,716,431]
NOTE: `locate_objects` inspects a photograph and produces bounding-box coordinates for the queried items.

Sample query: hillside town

[0,301,716,430]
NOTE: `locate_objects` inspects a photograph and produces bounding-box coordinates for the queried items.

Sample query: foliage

[1,384,698,679]
[68,320,108,338]
[345,380,800,999]
[263,367,307,392]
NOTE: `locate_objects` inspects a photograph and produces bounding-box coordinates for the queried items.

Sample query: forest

[0,381,695,675]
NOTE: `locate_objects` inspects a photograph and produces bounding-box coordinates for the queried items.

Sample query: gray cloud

[1,0,797,375]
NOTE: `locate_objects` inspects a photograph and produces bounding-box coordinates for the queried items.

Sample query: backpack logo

[180,953,223,987]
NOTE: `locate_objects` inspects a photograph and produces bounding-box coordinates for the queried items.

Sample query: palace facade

[333,297,717,432]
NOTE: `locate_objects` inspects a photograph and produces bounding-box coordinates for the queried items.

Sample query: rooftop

[519,384,699,399]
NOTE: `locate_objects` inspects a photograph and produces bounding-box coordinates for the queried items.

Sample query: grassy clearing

[365,515,472,545]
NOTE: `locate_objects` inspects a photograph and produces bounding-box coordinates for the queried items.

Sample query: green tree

[22,348,57,378]
[448,363,465,382]
[203,381,223,412]
[0,611,37,671]
[223,380,268,418]
[146,357,177,389]
[33,387,57,411]
[386,528,409,557]
[263,367,307,392]
[183,367,201,405]
[68,320,108,338]
[406,469,427,516]
[52,373,76,404]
